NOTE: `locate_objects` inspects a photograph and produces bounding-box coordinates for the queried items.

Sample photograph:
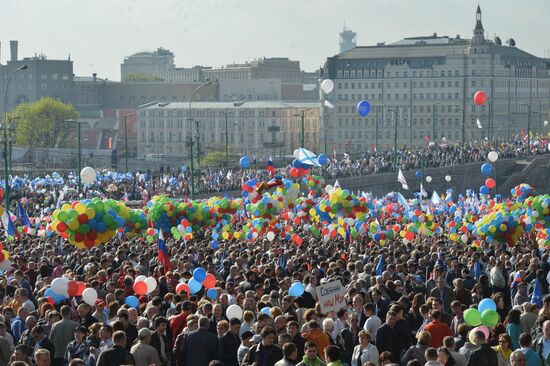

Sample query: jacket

[0,336,11,366]
[49,318,79,359]
[351,343,378,366]
[301,330,331,361]
[150,331,171,364]
[296,355,326,366]
[424,320,453,348]
[275,358,297,366]
[96,345,135,366]
[466,344,498,366]
[218,331,241,366]
[242,343,284,366]
[180,328,219,366]
[401,344,428,365]
[375,323,406,358]
[130,341,161,366]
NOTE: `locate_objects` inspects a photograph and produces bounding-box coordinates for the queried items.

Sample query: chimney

[10,40,18,61]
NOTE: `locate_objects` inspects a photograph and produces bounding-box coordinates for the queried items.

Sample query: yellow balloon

[75,203,86,214]
[61,203,72,211]
[222,232,229,240]
[85,208,95,219]
[67,219,79,231]
[1,250,9,260]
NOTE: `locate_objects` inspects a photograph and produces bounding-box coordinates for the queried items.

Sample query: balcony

[267,126,280,132]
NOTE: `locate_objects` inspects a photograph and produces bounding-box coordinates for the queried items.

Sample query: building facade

[137,101,320,160]
[323,6,550,153]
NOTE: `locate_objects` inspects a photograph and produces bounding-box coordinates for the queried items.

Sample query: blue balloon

[261,307,271,315]
[193,267,207,282]
[318,154,328,165]
[44,288,56,298]
[211,240,219,249]
[480,185,489,195]
[292,159,302,169]
[481,163,493,176]
[357,100,371,117]
[288,282,305,297]
[206,288,218,300]
[415,170,422,178]
[478,298,497,313]
[239,156,250,169]
[188,278,203,294]
[125,296,139,308]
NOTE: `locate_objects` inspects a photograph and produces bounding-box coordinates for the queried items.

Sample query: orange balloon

[176,283,190,295]
[203,274,216,289]
[133,281,148,295]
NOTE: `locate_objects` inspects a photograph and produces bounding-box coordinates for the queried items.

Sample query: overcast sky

[1,0,548,81]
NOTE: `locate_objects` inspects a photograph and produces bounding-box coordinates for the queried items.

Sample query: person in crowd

[296,341,326,366]
[130,327,161,366]
[242,327,283,366]
[95,331,135,366]
[466,330,498,366]
[351,330,378,366]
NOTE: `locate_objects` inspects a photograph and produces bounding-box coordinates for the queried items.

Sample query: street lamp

[221,110,235,167]
[124,112,134,172]
[65,119,85,191]
[386,107,399,172]
[2,64,27,210]
[520,102,532,156]
[187,80,212,199]
[7,116,18,177]
[293,108,315,148]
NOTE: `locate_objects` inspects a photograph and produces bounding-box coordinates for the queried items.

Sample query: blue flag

[375,254,385,276]
[531,276,543,308]
[17,202,31,227]
[474,260,482,279]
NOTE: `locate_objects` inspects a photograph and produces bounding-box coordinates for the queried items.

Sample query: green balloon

[79,224,90,235]
[58,211,69,222]
[480,309,499,327]
[68,209,78,219]
[146,235,154,243]
[464,308,482,326]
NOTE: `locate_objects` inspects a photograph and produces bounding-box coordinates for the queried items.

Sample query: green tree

[123,73,163,82]
[12,97,80,148]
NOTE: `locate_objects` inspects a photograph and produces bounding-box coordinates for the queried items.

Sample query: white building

[323,6,550,152]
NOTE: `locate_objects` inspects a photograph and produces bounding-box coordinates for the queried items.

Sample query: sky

[1,0,548,81]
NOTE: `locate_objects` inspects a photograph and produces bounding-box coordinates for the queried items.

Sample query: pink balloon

[475,325,490,341]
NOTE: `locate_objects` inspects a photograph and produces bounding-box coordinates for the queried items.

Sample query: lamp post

[387,107,398,172]
[65,119,84,191]
[222,111,235,167]
[432,104,437,141]
[293,108,314,149]
[187,80,212,199]
[123,112,134,172]
[2,64,27,210]
[7,116,18,177]
[375,105,379,151]
[520,102,532,156]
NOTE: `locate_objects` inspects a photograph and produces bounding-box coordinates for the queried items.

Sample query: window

[52,74,58,80]
[41,83,47,90]
[41,74,47,80]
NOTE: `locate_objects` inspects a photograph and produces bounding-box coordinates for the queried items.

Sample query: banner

[316,280,346,314]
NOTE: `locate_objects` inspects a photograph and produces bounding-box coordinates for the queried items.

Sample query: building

[340,25,357,53]
[136,101,320,159]
[121,48,202,82]
[0,41,74,114]
[218,79,281,101]
[323,6,550,153]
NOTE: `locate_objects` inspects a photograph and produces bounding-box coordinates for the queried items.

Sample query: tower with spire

[472,5,485,45]
[339,23,357,53]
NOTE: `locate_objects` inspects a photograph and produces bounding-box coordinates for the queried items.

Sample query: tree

[123,73,163,82]
[12,97,80,148]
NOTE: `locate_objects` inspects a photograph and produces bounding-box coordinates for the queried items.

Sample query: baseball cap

[252,334,262,343]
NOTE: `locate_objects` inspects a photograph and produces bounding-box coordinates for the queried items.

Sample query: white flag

[226,170,232,180]
[397,169,409,190]
[431,191,441,205]
[323,100,334,109]
[420,183,428,198]
[334,179,341,189]
[476,118,483,129]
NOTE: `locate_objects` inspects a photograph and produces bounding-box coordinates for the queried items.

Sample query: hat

[138,328,152,339]
[95,299,106,307]
[252,334,262,343]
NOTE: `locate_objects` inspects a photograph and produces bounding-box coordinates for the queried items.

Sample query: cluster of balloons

[289,159,312,178]
[45,277,86,305]
[464,298,500,327]
[125,209,148,237]
[180,268,217,298]
[304,175,326,197]
[51,199,128,249]
[145,196,186,235]
[474,210,523,245]
[511,184,536,202]
[124,276,158,307]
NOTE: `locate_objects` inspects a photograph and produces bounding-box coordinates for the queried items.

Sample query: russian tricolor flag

[267,156,275,179]
[157,231,172,271]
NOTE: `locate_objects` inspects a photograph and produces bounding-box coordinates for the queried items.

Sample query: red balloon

[474,91,487,106]
[203,273,216,289]
[133,281,148,295]
[74,233,84,243]
[176,283,190,295]
[47,296,55,305]
[67,281,79,297]
[485,178,496,189]
[57,222,68,232]
[76,282,86,297]
[77,214,88,224]
[290,168,299,178]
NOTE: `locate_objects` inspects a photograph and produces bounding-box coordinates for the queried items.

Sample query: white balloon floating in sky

[80,166,97,185]
[545,120,549,127]
[321,79,334,94]
[487,151,498,163]
[426,176,432,183]
[445,175,452,182]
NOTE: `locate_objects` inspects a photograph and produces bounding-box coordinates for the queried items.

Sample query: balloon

[239,156,250,169]
[480,309,499,327]
[475,325,490,341]
[292,159,302,169]
[226,304,243,320]
[415,170,422,178]
[145,277,157,294]
[82,288,98,306]
[464,308,482,326]
[175,283,190,295]
[203,273,216,289]
[193,267,207,283]
[135,275,147,283]
[76,282,86,297]
[266,231,275,241]
[480,185,490,195]
[545,120,549,127]
[133,281,148,295]
[445,175,452,182]
[51,278,68,295]
[485,178,496,189]
[80,167,97,185]
[474,91,488,106]
[188,278,202,294]
[318,154,328,165]
[481,163,493,176]
[125,296,139,308]
[426,176,432,183]
[206,288,218,300]
[67,281,79,297]
[289,282,305,297]
[478,298,497,313]
[487,151,499,162]
[321,79,334,94]
[357,100,371,117]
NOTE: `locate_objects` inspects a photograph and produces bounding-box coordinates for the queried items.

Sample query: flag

[476,118,483,129]
[56,189,65,210]
[398,169,409,190]
[474,259,482,279]
[157,231,172,271]
[420,183,428,198]
[511,272,522,299]
[226,170,232,180]
[345,227,351,243]
[323,100,334,109]
[375,254,385,276]
[431,191,441,205]
[267,156,275,179]
[1,211,17,239]
[334,180,341,189]
[396,192,410,210]
[17,202,31,227]
[531,276,543,308]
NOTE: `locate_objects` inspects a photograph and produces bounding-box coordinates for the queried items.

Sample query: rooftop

[139,100,319,110]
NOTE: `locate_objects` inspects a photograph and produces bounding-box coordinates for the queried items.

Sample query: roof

[139,100,319,110]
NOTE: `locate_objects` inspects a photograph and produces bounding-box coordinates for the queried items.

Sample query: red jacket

[170,311,190,337]
[424,320,453,348]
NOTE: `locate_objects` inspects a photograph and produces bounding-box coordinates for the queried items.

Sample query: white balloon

[487,151,499,163]
[445,175,452,182]
[135,275,147,283]
[51,278,68,295]
[545,120,548,127]
[266,232,275,242]
[321,79,334,94]
[145,277,157,294]
[226,304,243,320]
[325,185,333,193]
[82,288,98,306]
[80,166,96,185]
[426,176,432,183]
